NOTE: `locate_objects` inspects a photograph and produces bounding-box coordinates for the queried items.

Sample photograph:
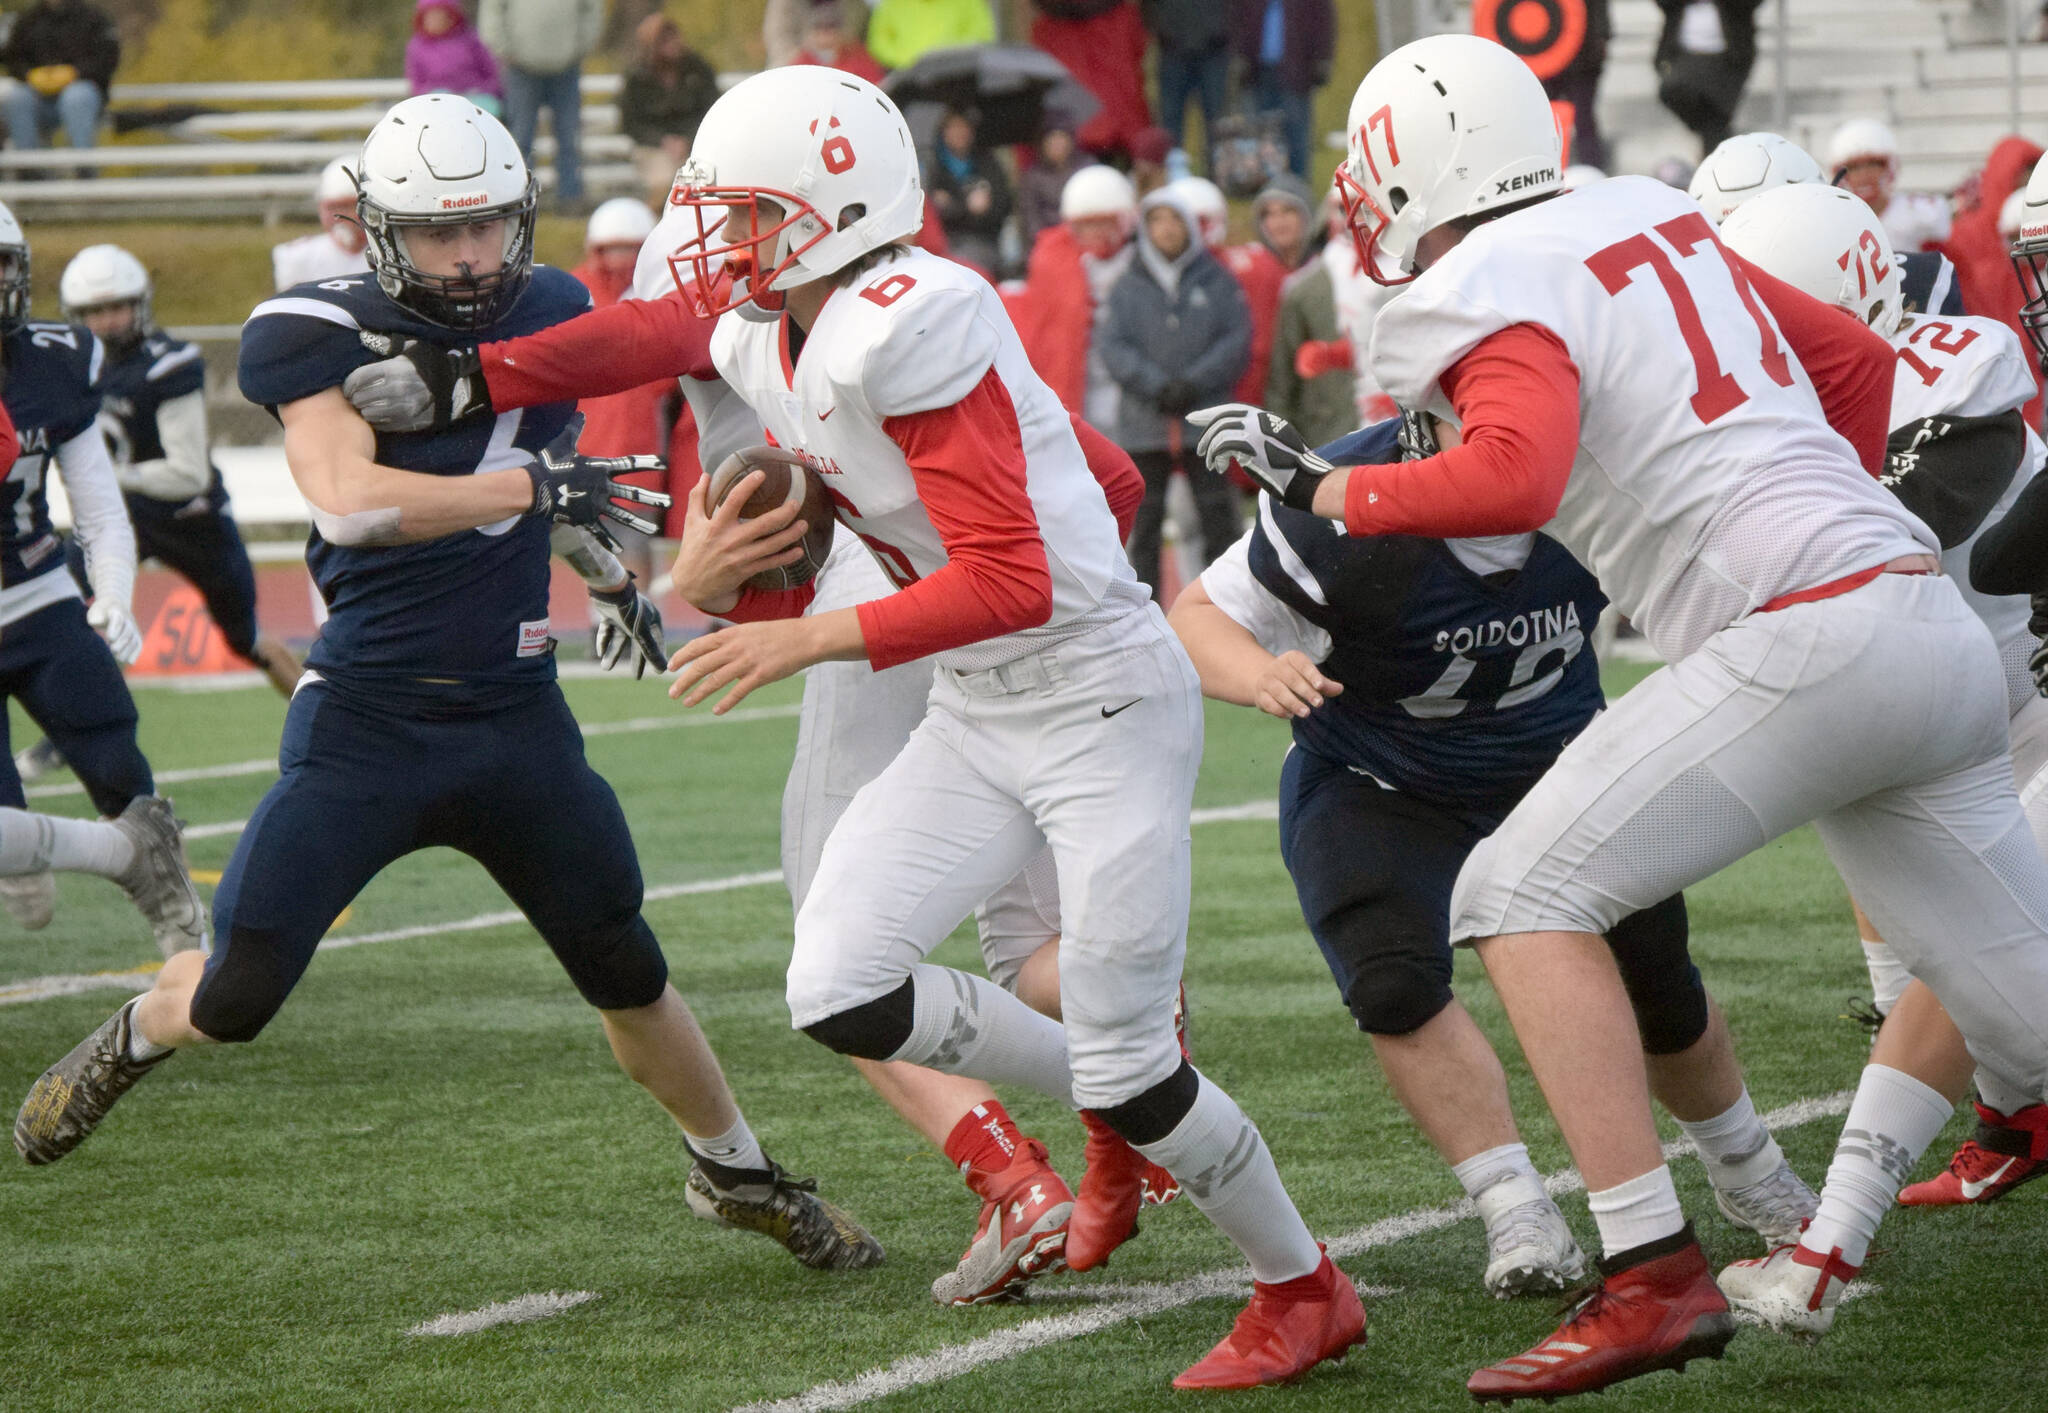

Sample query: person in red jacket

[790,1,886,84]
[1006,164,1139,432]
[1031,0,1151,159]
[1943,134,2044,421]
[1216,175,1314,406]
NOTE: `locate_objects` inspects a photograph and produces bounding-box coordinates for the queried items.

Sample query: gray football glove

[2031,633,2048,700]
[524,415,671,537]
[345,332,489,431]
[591,579,666,678]
[1188,403,1333,514]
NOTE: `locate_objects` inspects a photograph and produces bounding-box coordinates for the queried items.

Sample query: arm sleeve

[1070,413,1143,539]
[480,290,719,409]
[855,369,1055,670]
[1882,410,2027,549]
[722,580,817,622]
[1736,255,1894,475]
[1342,323,1581,538]
[1971,462,2048,597]
[126,389,215,502]
[56,425,137,616]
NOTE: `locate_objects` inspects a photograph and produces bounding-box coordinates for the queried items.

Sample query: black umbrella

[883,44,1100,149]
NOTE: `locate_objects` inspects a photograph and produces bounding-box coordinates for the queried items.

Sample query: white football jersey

[270,231,370,292]
[1888,312,2045,713]
[711,247,1144,670]
[1881,189,1953,255]
[1370,176,1933,662]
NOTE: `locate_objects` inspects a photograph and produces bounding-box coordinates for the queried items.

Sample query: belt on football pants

[1755,554,1941,615]
[948,647,1073,697]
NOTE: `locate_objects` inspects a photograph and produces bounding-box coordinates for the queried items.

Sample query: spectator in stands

[1265,197,1357,450]
[271,158,372,291]
[766,0,872,68]
[1031,0,1150,160]
[792,1,886,83]
[925,108,1012,277]
[1129,124,1173,196]
[1216,175,1312,408]
[1146,0,1229,160]
[0,0,119,156]
[1947,135,2045,421]
[620,13,722,208]
[1652,0,1761,155]
[1100,186,1249,598]
[1017,123,1085,249]
[1826,118,1954,254]
[1007,164,1138,433]
[1226,0,1335,181]
[407,0,504,116]
[865,0,994,72]
[481,0,603,209]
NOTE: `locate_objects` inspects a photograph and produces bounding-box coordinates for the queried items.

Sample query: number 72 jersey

[1369,175,1933,663]
[0,319,103,588]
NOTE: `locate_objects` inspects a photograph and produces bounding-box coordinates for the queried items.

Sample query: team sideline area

[2,666,2038,1412]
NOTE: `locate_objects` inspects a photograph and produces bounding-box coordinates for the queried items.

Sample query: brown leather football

[704,445,836,591]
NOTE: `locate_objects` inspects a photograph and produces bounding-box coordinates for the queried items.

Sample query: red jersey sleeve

[1733,255,1893,476]
[1070,413,1144,540]
[1343,323,1582,538]
[721,580,817,622]
[0,399,18,475]
[480,290,719,410]
[857,369,1055,671]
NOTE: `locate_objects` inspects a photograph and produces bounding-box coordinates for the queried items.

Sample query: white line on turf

[405,1290,600,1337]
[727,1090,1856,1413]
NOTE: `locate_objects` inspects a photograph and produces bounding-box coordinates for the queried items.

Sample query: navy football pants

[190,682,669,1041]
[0,596,151,816]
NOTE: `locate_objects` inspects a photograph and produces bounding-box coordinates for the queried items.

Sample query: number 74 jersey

[1369,175,1933,663]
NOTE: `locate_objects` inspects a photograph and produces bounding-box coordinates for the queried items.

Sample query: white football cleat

[1713,1157,1820,1248]
[0,871,56,930]
[1482,1194,1588,1298]
[1719,1240,1858,1338]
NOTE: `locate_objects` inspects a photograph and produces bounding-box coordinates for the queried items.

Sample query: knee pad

[800,978,916,1060]
[1090,1060,1199,1146]
[1346,958,1455,1037]
[186,928,291,1044]
[558,914,669,1012]
[1607,894,1710,1055]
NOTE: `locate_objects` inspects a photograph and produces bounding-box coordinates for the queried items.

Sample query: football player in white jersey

[662,66,1364,1389]
[1715,187,2048,1291]
[1198,33,2048,1401]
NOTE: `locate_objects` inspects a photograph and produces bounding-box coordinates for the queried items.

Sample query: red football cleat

[929,1138,1074,1306]
[1065,1110,1169,1271]
[1900,1101,2048,1206]
[1467,1226,1738,1403]
[1172,1250,1366,1390]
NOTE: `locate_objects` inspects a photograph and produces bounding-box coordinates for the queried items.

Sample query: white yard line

[405,1290,599,1337]
[728,1090,1856,1413]
[26,756,280,800]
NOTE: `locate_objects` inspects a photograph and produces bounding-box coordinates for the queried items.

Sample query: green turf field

[2,667,2042,1412]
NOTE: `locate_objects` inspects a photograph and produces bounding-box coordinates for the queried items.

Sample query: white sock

[1803,1063,1952,1268]
[688,1112,768,1176]
[1586,1166,1684,1259]
[125,1002,172,1062]
[895,964,1074,1101]
[1452,1142,1549,1227]
[1678,1089,1785,1191]
[1134,1071,1322,1283]
[1861,938,1912,1015]
[0,807,133,878]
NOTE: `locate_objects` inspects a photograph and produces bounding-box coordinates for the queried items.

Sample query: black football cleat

[685,1160,885,1271]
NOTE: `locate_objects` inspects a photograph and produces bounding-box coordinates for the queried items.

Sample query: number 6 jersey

[1368,176,1933,663]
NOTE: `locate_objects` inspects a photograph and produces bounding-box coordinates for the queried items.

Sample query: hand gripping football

[705,445,837,591]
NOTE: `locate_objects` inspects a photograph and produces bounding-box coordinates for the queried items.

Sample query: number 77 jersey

[1369,175,1933,663]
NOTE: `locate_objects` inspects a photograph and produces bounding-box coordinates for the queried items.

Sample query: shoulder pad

[842,272,1000,419]
[239,292,370,408]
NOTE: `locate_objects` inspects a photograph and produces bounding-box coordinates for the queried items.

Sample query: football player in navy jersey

[0,201,205,955]
[1171,410,1819,1294]
[13,97,885,1275]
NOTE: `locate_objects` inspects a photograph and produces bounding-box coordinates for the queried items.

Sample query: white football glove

[1188,403,1333,514]
[87,601,142,666]
[591,580,666,678]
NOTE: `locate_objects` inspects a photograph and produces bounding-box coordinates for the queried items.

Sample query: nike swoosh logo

[1961,1157,2019,1199]
[818,407,836,421]
[1100,699,1142,719]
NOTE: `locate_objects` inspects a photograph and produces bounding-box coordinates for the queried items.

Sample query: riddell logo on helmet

[439,191,491,210]
[1494,170,1557,196]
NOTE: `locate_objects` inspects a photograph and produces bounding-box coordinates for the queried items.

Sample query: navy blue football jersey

[96,330,211,491]
[1900,250,1965,318]
[237,268,591,713]
[1247,418,1608,814]
[0,321,103,589]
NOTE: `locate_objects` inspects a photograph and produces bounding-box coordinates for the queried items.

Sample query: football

[705,445,837,591]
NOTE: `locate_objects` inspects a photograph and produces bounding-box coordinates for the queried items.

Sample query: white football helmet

[1337,33,1563,286]
[2010,159,2048,367]
[1689,132,1824,224]
[315,155,357,206]
[1060,164,1135,223]
[667,66,924,317]
[355,93,537,331]
[0,200,28,332]
[1719,184,1904,338]
[586,196,658,250]
[1824,118,1899,176]
[1169,175,1228,247]
[60,244,151,357]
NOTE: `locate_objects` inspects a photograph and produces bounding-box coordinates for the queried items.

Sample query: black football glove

[591,578,666,678]
[1187,403,1332,513]
[524,415,671,536]
[344,332,489,432]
